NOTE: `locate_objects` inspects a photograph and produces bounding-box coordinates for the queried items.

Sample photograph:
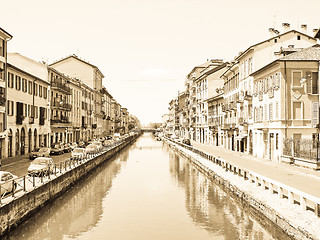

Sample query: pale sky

[1,0,320,124]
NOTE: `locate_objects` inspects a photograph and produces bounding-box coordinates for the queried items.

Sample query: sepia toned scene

[1,0,320,239]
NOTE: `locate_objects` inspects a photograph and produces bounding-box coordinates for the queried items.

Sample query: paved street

[190,140,320,199]
[2,152,71,177]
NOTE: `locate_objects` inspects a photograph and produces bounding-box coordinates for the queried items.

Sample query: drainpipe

[284,61,288,139]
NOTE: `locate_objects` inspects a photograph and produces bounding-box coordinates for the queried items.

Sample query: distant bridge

[141,128,157,133]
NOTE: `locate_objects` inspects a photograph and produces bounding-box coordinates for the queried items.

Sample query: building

[48,67,72,145]
[195,60,228,144]
[50,55,105,140]
[69,78,83,143]
[7,53,51,158]
[221,24,317,155]
[251,45,320,164]
[0,28,12,158]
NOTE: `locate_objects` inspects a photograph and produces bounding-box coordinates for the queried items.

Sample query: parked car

[50,143,64,155]
[70,142,78,150]
[28,157,54,176]
[91,141,102,152]
[113,133,121,141]
[29,147,51,160]
[77,141,86,148]
[182,139,191,146]
[0,171,18,195]
[71,148,86,160]
[85,144,98,154]
[63,143,72,153]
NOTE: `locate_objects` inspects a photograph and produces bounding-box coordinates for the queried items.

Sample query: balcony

[51,116,70,125]
[51,99,72,111]
[51,81,71,95]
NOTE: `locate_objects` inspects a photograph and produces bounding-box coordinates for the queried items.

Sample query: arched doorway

[8,129,12,157]
[15,129,19,156]
[34,129,37,151]
[28,129,32,153]
[21,128,25,155]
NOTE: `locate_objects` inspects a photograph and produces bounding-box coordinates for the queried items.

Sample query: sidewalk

[190,140,320,198]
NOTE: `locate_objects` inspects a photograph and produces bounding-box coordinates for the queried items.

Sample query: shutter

[312,102,319,128]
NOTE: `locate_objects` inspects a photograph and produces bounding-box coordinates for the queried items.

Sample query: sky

[1,0,320,124]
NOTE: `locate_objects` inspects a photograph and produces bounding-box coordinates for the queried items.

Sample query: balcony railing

[51,82,71,94]
[51,100,72,111]
[51,116,70,124]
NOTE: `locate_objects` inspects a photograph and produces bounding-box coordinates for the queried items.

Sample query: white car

[28,157,54,176]
[91,141,102,151]
[0,171,17,195]
[85,144,98,154]
[71,148,86,159]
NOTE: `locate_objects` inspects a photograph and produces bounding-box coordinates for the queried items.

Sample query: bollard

[12,180,15,198]
[23,176,26,192]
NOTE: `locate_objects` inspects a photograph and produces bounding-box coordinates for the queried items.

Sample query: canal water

[6,133,292,240]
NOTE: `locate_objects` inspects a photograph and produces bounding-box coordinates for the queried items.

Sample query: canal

[5,133,292,240]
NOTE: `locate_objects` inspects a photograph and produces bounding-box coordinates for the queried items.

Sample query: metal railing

[0,135,137,206]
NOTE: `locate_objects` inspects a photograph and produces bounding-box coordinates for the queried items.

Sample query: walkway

[190,140,320,198]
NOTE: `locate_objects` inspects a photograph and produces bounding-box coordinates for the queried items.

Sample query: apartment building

[185,62,212,140]
[195,60,228,144]
[48,67,72,145]
[50,55,104,140]
[69,78,82,143]
[206,93,224,146]
[222,24,317,156]
[251,45,320,163]
[0,28,12,158]
[101,87,113,137]
[7,53,51,158]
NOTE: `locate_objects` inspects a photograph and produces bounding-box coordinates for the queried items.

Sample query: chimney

[301,24,307,34]
[269,28,275,38]
[282,23,290,33]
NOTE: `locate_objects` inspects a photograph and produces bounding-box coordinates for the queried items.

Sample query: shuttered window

[312,102,319,127]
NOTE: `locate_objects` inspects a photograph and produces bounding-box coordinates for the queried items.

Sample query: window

[264,104,267,121]
[0,39,4,57]
[307,72,319,94]
[15,76,21,90]
[275,101,279,120]
[43,87,47,99]
[39,85,42,97]
[275,133,279,150]
[34,83,38,96]
[7,100,14,116]
[28,81,32,94]
[293,102,302,119]
[269,103,273,121]
[274,39,277,43]
[292,71,302,87]
[297,35,301,40]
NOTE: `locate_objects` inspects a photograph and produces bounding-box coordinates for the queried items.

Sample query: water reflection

[6,148,130,240]
[168,149,292,240]
[6,134,292,240]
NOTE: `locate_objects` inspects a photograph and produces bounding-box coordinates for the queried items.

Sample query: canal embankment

[164,137,320,240]
[0,133,141,237]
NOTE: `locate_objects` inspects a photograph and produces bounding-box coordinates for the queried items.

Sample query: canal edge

[164,138,317,240]
[0,134,141,238]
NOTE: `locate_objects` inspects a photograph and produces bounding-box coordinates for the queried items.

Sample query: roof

[50,54,105,78]
[251,45,320,76]
[0,27,12,40]
[314,28,320,39]
[8,53,49,83]
[196,62,228,82]
[279,44,320,61]
[236,30,316,61]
